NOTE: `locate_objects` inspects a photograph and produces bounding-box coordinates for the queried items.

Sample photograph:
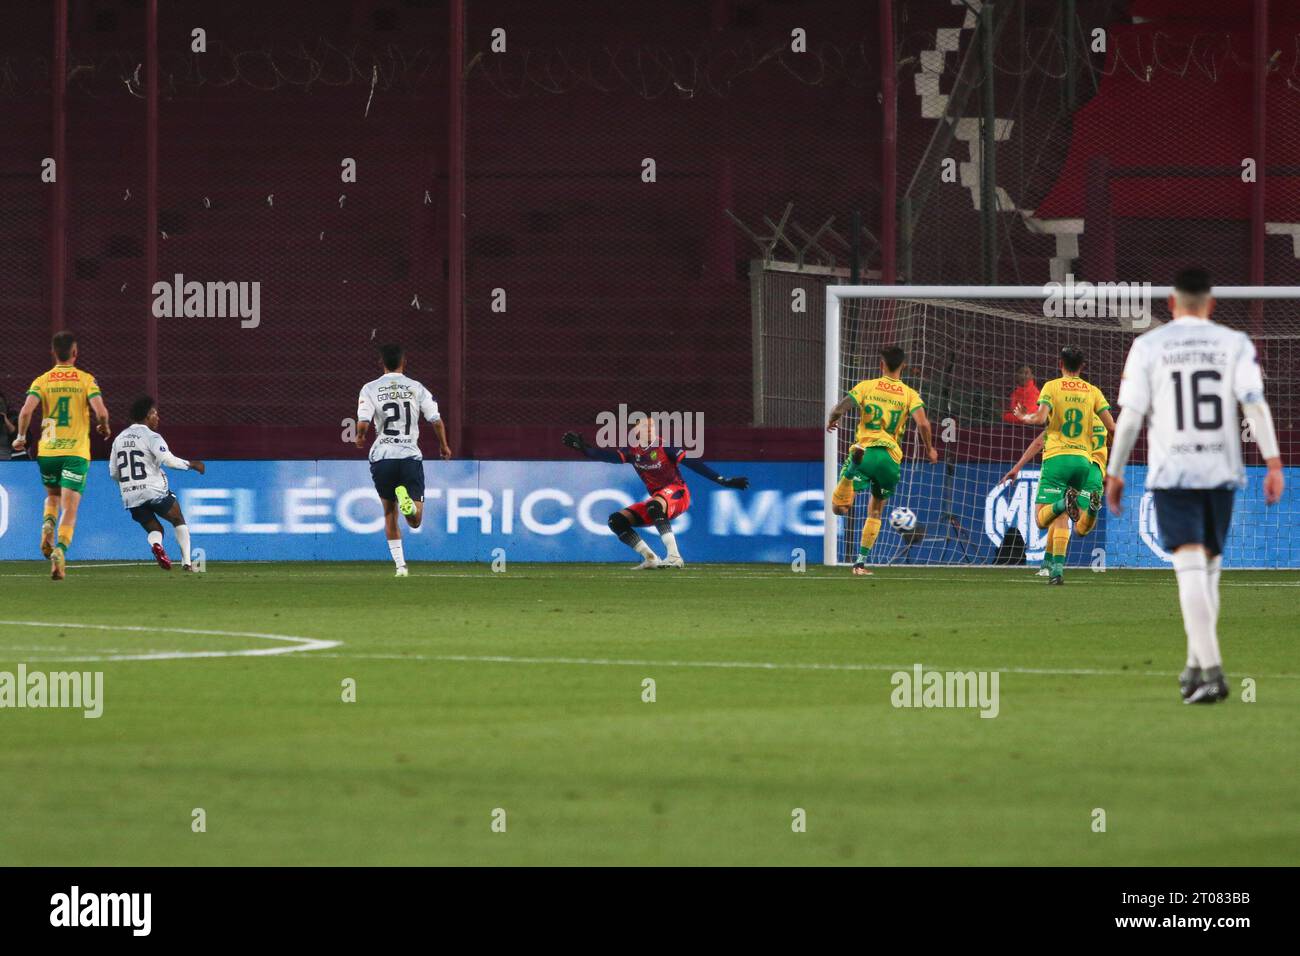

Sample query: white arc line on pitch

[0,620,341,662]
[303,652,1300,680]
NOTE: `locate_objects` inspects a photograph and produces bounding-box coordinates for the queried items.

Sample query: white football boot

[632,555,661,570]
[659,555,685,569]
[395,566,409,578]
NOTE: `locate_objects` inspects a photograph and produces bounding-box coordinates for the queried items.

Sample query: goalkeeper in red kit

[563,420,748,569]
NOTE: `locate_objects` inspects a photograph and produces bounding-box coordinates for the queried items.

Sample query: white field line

[0,619,340,662]
[304,651,1300,681]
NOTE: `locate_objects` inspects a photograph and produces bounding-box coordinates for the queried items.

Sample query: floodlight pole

[1250,0,1268,336]
[51,0,68,335]
[879,0,897,284]
[146,0,159,400]
[979,2,997,284]
[447,0,466,454]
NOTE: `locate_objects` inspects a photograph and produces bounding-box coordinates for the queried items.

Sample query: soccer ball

[889,507,918,532]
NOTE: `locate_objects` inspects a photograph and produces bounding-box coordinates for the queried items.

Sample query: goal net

[823,286,1300,569]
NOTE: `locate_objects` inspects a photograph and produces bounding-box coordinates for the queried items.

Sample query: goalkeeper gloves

[722,476,749,490]
[562,432,586,451]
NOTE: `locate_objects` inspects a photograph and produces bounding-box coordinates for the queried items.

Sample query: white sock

[147,530,163,549]
[388,539,405,568]
[632,540,655,561]
[660,529,680,559]
[174,524,191,566]
[1173,549,1220,669]
[1206,554,1222,624]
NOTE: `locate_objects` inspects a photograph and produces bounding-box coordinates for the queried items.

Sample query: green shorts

[39,455,90,493]
[1035,454,1091,504]
[1083,461,1104,499]
[841,446,901,500]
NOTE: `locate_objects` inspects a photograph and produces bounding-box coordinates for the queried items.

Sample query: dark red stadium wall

[11,1,883,462]
[1034,0,1300,286]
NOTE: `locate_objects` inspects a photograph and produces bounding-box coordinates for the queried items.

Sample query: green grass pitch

[0,561,1296,866]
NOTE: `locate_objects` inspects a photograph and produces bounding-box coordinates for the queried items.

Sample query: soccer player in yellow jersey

[1003,377,1113,570]
[12,331,111,580]
[826,345,938,575]
[1009,346,1114,584]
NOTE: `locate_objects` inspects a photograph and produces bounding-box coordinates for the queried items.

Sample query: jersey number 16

[1171,370,1223,431]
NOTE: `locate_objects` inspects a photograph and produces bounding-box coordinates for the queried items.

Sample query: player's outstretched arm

[1241,398,1284,505]
[11,394,38,451]
[1001,430,1046,485]
[825,395,854,433]
[911,408,940,463]
[432,418,452,459]
[682,458,748,489]
[90,394,111,440]
[1015,400,1050,426]
[1105,408,1144,515]
[562,432,623,463]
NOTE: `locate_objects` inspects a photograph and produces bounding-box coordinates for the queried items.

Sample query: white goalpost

[823,285,1300,569]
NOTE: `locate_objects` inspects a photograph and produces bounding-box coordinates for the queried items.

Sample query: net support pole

[879,0,897,284]
[447,0,466,453]
[50,0,67,335]
[145,0,159,400]
[1250,0,1268,336]
[979,3,997,284]
[822,289,841,566]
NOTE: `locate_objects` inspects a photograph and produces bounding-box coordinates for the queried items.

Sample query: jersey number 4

[115,449,147,481]
[1170,370,1223,431]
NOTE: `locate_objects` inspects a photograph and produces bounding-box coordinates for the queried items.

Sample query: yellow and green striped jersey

[1090,420,1109,473]
[1036,375,1109,462]
[847,375,925,464]
[27,365,101,459]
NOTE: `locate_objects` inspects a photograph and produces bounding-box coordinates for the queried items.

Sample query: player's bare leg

[648,497,683,568]
[854,495,885,575]
[161,499,193,570]
[40,487,59,558]
[50,487,81,580]
[608,509,659,568]
[140,515,172,570]
[381,499,409,576]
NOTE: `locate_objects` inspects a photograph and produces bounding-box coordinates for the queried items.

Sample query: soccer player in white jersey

[109,396,206,571]
[1107,268,1285,704]
[355,343,452,576]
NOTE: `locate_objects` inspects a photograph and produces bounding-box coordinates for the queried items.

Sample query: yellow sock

[834,477,854,501]
[1036,503,1058,529]
[43,499,58,524]
[1050,526,1071,566]
[57,523,75,553]
[1075,511,1096,536]
[859,516,882,557]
